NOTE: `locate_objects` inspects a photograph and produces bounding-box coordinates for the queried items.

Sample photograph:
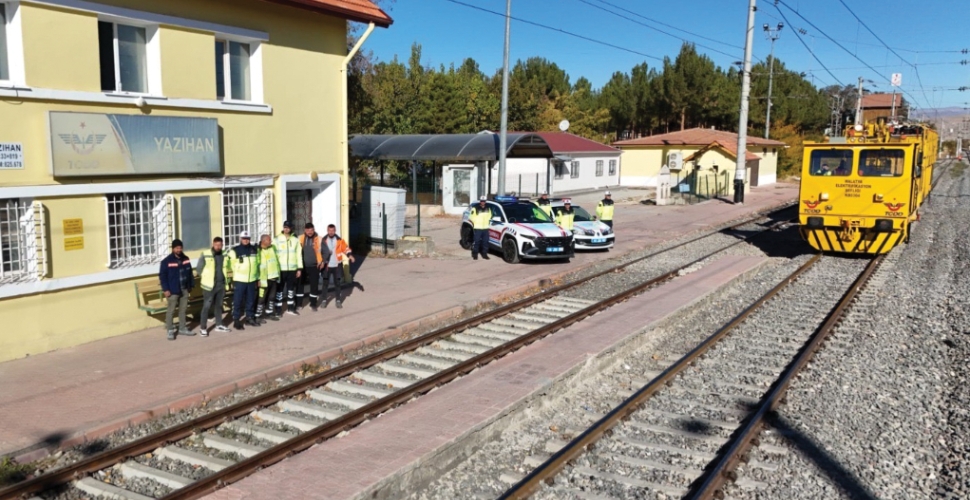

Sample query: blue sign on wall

[49,112,221,176]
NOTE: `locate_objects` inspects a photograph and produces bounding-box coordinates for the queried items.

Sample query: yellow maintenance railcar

[798,119,938,254]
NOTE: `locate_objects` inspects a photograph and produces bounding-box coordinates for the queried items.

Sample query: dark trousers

[200,285,226,328]
[232,281,257,320]
[298,266,320,308]
[323,266,342,303]
[602,220,613,229]
[472,229,489,257]
[276,271,298,312]
[257,279,278,318]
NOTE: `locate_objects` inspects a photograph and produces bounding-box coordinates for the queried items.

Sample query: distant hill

[912,107,968,120]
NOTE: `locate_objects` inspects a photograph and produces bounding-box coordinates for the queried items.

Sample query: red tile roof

[612,127,785,148]
[261,0,392,26]
[533,132,621,154]
[860,93,901,109]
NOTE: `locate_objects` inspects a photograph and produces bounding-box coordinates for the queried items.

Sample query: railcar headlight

[874,219,893,232]
[819,192,830,201]
[873,193,884,202]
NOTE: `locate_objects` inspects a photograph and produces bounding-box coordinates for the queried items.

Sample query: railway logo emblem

[57,122,107,155]
[884,202,905,212]
[803,200,820,209]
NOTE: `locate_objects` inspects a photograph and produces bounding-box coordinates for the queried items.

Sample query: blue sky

[363,0,969,112]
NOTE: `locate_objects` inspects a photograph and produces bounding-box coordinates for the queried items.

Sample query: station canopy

[349,133,555,162]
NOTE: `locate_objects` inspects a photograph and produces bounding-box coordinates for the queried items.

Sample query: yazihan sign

[48,112,220,177]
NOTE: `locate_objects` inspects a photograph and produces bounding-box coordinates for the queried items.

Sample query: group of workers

[159,221,354,340]
[467,190,615,260]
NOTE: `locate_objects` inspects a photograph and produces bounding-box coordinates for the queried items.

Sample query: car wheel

[502,237,520,264]
[459,225,472,250]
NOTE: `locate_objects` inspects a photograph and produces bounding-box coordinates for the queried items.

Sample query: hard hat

[239,231,251,239]
[563,198,572,204]
[541,191,548,195]
[605,191,612,196]
[479,196,487,201]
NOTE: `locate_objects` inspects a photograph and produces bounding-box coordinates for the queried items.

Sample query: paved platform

[0,183,795,460]
[206,255,768,500]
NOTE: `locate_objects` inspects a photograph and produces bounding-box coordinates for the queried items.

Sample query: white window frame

[97,16,162,96]
[221,188,273,247]
[608,159,617,176]
[104,192,173,269]
[0,1,26,88]
[570,161,580,179]
[215,37,263,104]
[0,198,46,284]
[595,160,604,177]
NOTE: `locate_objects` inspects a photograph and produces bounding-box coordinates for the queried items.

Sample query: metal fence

[668,169,736,205]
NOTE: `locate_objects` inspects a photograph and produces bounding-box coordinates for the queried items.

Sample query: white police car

[460,196,574,263]
[549,201,615,250]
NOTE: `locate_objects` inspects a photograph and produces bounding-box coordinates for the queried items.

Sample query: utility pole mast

[734,0,756,204]
[497,0,511,197]
[763,22,783,139]
[854,76,864,127]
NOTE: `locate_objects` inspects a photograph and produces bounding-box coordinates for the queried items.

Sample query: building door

[442,164,478,215]
[287,190,313,229]
[748,159,761,187]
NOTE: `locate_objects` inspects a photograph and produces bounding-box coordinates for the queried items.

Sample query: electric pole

[734,0,756,205]
[854,76,864,127]
[497,0,511,197]
[763,22,783,139]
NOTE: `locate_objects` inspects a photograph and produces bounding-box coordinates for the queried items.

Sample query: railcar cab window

[809,150,852,176]
[504,204,553,224]
[553,206,593,221]
[859,149,904,177]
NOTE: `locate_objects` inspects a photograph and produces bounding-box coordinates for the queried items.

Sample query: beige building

[614,128,785,197]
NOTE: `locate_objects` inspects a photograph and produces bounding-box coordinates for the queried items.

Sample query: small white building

[487,132,622,195]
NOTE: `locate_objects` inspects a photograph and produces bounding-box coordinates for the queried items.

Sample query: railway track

[0,205,795,500]
[499,254,882,500]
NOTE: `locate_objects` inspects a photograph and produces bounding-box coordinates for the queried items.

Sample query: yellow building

[0,0,391,361]
[614,128,785,197]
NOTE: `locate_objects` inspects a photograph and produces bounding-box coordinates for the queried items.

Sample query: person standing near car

[536,191,553,217]
[555,198,575,231]
[274,221,301,316]
[596,191,615,229]
[298,223,325,311]
[197,236,232,337]
[322,224,354,309]
[256,234,281,322]
[229,231,260,329]
[469,196,491,260]
[159,239,195,340]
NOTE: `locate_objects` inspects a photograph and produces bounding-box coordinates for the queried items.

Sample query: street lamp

[763,22,783,139]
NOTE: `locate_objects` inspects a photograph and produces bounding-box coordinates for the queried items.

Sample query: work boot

[473,254,478,260]
[233,320,245,330]
[287,308,299,316]
[482,254,490,260]
[336,301,343,309]
[248,319,261,327]
[268,314,280,321]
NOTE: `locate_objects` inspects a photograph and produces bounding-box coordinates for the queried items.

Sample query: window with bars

[106,192,173,268]
[0,198,45,284]
[595,160,604,177]
[222,188,273,247]
[554,162,566,180]
[570,161,580,179]
[609,159,617,176]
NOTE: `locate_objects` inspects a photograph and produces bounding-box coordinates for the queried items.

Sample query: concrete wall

[0,0,349,361]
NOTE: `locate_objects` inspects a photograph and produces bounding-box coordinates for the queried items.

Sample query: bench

[134,271,233,314]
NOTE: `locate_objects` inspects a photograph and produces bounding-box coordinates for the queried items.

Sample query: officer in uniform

[596,191,615,229]
[555,198,575,231]
[536,191,553,217]
[197,236,232,336]
[256,234,281,322]
[228,231,260,329]
[274,221,301,315]
[469,196,491,260]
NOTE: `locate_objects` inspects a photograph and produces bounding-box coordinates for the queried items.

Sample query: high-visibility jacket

[536,198,553,217]
[555,208,575,231]
[324,236,352,264]
[299,233,323,266]
[469,206,492,230]
[274,234,301,272]
[596,199,615,221]
[258,246,281,286]
[199,249,231,291]
[228,244,260,284]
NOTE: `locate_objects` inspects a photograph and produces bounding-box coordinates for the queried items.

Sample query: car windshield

[503,203,554,223]
[553,206,593,221]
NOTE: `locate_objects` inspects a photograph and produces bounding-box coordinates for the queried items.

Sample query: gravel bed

[722,161,969,500]
[405,223,819,500]
[132,454,212,481]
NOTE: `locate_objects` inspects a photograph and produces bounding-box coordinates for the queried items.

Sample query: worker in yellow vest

[256,234,281,323]
[274,221,301,315]
[595,191,615,229]
[197,236,233,336]
[228,231,260,329]
[536,191,553,217]
[555,198,576,231]
[469,196,492,260]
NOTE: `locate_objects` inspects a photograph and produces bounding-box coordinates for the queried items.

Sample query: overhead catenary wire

[439,0,663,62]
[772,4,844,87]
